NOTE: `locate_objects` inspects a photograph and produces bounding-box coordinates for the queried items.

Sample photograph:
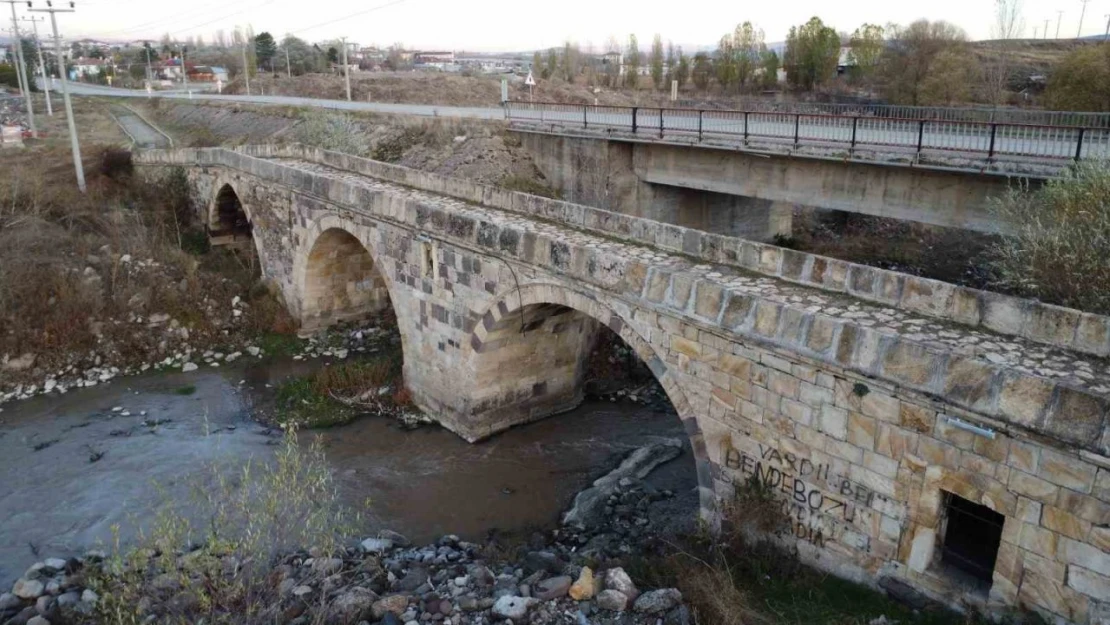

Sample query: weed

[293,111,371,156]
[272,353,406,429]
[174,385,197,396]
[257,332,303,357]
[499,175,562,199]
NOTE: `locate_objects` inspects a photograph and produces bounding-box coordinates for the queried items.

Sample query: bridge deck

[271,156,1110,397]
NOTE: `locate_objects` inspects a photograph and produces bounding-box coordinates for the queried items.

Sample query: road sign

[525,71,536,86]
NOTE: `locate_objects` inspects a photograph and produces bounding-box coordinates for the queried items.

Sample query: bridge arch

[294,216,399,338]
[465,282,716,520]
[208,183,252,242]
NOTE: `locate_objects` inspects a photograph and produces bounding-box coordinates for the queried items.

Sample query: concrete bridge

[136,144,1110,624]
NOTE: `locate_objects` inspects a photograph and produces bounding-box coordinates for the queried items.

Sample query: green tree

[847,23,884,85]
[560,41,579,82]
[532,51,542,77]
[544,48,557,80]
[732,22,765,88]
[1045,45,1110,111]
[715,34,737,91]
[650,34,664,89]
[675,47,689,90]
[327,46,339,65]
[692,51,711,91]
[664,41,676,88]
[281,35,325,75]
[919,48,979,104]
[624,34,640,88]
[784,16,841,91]
[878,20,967,105]
[760,49,780,89]
[255,32,278,71]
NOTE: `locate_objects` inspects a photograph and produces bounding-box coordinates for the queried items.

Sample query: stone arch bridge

[136,145,1110,624]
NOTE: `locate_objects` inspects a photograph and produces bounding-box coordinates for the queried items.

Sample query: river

[0,355,695,587]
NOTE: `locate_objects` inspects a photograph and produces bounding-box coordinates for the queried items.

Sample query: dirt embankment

[144,101,556,192]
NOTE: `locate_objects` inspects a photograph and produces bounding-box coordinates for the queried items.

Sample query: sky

[19,0,1110,51]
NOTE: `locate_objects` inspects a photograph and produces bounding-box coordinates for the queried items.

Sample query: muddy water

[0,357,695,587]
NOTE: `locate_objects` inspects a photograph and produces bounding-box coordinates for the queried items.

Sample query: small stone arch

[208,183,252,243]
[465,282,717,522]
[294,220,394,336]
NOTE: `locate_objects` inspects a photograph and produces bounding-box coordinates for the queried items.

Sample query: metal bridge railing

[505,102,1110,164]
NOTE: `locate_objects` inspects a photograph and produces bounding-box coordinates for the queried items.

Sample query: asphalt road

[42,78,1108,163]
[39,78,506,120]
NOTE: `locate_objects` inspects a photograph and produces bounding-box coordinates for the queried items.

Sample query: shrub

[989,161,1110,314]
[90,428,363,623]
[293,111,370,156]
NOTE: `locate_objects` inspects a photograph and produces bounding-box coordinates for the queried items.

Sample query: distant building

[71,57,107,78]
[413,50,455,68]
[187,65,229,82]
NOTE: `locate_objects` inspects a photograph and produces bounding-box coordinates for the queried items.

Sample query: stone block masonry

[135,144,1110,624]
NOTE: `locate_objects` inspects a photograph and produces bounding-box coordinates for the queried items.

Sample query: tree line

[528,12,1110,111]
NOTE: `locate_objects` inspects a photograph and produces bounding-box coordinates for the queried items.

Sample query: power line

[289,0,407,36]
[92,0,255,38]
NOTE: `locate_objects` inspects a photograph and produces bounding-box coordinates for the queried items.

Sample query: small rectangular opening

[938,493,1005,588]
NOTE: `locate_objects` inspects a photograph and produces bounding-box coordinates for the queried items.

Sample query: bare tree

[985,0,1025,105]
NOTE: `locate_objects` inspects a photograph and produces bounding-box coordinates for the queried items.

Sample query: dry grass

[989,160,1110,315]
[0,99,296,384]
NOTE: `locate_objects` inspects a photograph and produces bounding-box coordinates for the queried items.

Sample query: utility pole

[1043,18,1050,38]
[340,36,351,101]
[284,44,291,78]
[30,0,84,193]
[144,42,152,84]
[1104,13,1110,40]
[1078,0,1091,37]
[3,0,36,137]
[1056,10,1064,38]
[180,44,188,94]
[21,15,51,116]
[241,41,251,95]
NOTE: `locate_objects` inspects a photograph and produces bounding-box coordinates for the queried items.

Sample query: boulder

[360,537,394,554]
[532,576,572,601]
[603,567,639,600]
[492,596,536,620]
[568,567,596,601]
[371,594,409,619]
[12,579,45,600]
[633,588,682,614]
[329,587,378,623]
[596,590,629,612]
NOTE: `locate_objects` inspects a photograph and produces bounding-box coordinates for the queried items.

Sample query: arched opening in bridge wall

[208,184,252,245]
[465,285,714,523]
[299,227,393,335]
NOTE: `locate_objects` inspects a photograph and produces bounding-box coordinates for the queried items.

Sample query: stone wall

[134,145,1110,623]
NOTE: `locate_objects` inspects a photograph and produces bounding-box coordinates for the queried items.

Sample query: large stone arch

[293,215,399,338]
[463,282,716,521]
